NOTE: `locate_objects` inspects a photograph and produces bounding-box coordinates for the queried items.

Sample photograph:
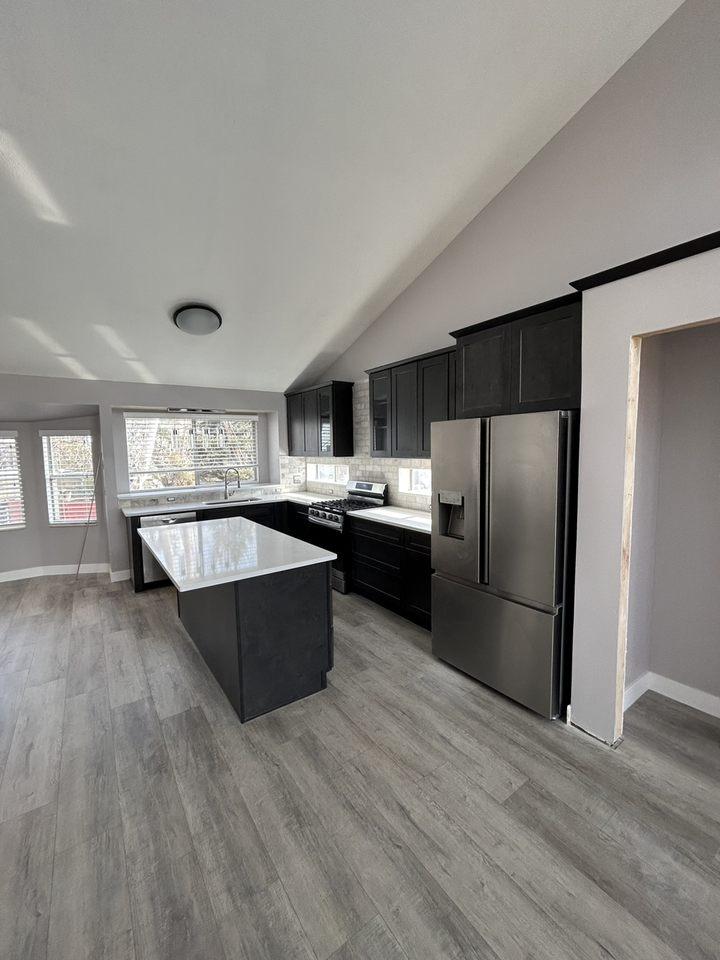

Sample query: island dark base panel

[176,562,333,722]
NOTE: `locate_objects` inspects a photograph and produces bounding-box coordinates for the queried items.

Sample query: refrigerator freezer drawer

[431,574,561,718]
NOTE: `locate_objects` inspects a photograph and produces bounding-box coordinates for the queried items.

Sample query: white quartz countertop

[123,491,431,533]
[138,516,336,592]
[347,505,431,534]
[121,491,318,518]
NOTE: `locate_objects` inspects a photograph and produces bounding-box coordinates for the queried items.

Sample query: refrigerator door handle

[480,418,490,584]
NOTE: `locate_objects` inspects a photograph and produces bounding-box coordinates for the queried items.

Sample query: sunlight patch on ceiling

[57,356,98,379]
[94,324,159,383]
[9,316,97,379]
[0,129,69,225]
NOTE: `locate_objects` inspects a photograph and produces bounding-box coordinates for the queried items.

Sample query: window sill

[0,524,26,532]
[48,521,98,528]
[117,483,253,501]
[116,481,267,501]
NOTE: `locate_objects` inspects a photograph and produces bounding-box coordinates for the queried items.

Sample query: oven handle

[308,515,343,530]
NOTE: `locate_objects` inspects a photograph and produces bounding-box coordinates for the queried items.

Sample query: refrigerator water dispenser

[437,490,465,539]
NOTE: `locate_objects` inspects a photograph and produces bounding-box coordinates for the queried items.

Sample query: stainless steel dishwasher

[139,512,197,584]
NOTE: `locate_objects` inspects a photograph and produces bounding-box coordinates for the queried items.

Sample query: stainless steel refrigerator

[431,411,577,719]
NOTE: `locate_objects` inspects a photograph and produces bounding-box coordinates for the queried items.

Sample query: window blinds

[0,431,26,529]
[124,414,259,492]
[41,431,97,525]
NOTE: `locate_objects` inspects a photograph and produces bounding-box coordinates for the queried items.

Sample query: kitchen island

[139,515,336,721]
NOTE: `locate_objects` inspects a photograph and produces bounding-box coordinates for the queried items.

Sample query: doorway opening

[621,320,720,732]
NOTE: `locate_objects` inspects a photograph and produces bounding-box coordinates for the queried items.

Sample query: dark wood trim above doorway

[570,229,720,292]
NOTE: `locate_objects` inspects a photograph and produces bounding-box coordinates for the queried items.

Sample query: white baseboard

[0,562,110,583]
[623,671,655,710]
[624,670,720,720]
[110,569,131,583]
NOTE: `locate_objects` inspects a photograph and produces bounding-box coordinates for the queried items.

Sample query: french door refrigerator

[431,410,577,719]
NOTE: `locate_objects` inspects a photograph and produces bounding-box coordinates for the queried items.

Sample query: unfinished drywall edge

[614,335,644,741]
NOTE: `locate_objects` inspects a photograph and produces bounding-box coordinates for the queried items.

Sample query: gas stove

[308,480,387,531]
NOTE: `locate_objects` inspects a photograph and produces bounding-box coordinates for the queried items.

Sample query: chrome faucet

[223,467,241,500]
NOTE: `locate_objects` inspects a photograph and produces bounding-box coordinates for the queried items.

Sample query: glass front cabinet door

[370,369,391,457]
[318,385,332,455]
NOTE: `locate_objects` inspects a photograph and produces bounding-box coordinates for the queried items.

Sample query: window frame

[123,412,261,495]
[0,430,26,531]
[306,462,349,486]
[40,429,98,527]
[398,465,432,495]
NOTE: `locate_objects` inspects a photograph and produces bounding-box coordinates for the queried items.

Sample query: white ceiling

[0,1,682,392]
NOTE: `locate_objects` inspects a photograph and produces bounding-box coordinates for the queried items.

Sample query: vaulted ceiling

[0,1,682,391]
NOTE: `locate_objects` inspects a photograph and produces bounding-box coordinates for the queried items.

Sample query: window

[41,431,97,524]
[306,463,349,485]
[0,432,26,530]
[398,466,431,495]
[124,414,259,492]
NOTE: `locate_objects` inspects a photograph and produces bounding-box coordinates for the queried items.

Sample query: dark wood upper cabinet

[287,392,305,456]
[302,389,319,455]
[391,362,419,457]
[369,368,392,457]
[326,381,354,457]
[448,349,456,420]
[455,325,511,418]
[285,381,353,457]
[510,302,581,412]
[451,293,581,418]
[369,348,455,459]
[418,352,450,456]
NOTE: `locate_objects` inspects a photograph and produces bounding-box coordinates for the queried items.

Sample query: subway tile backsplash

[278,381,432,511]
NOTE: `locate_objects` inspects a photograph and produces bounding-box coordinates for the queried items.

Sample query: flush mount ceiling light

[172,303,222,336]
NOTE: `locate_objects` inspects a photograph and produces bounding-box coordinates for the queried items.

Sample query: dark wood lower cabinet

[403,535,433,626]
[129,504,431,629]
[196,502,280,527]
[349,517,431,628]
[177,563,333,722]
[285,501,310,539]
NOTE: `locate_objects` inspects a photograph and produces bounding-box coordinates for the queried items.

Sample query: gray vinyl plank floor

[0,574,718,960]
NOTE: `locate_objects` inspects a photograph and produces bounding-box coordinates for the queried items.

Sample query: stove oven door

[306,522,347,593]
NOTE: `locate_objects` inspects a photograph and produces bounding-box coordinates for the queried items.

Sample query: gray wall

[0,373,286,576]
[647,324,720,697]
[0,414,108,574]
[321,0,720,382]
